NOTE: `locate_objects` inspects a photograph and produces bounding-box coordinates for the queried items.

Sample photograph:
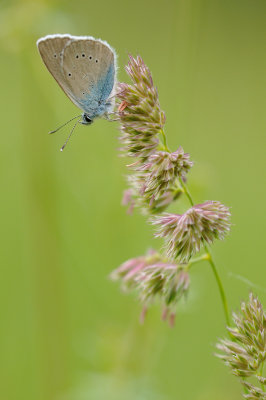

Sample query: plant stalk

[179,178,230,326]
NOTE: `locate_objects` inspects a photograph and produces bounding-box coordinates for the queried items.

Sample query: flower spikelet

[116,55,165,160]
[242,382,266,400]
[110,250,190,326]
[136,147,193,204]
[110,249,163,291]
[136,264,189,305]
[136,264,189,326]
[216,294,266,399]
[151,201,231,262]
[122,172,182,215]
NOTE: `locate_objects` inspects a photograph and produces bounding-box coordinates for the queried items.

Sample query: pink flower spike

[116,55,165,160]
[111,250,190,324]
[151,201,231,262]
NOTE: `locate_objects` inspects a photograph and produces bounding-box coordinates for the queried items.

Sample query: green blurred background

[0,0,265,399]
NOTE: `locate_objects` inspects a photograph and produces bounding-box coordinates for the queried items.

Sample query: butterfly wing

[37,35,116,117]
[37,35,80,107]
[60,38,116,118]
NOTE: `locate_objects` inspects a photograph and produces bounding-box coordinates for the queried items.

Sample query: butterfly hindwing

[61,39,115,117]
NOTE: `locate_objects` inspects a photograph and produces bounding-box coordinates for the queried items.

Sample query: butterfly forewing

[37,36,74,99]
[37,35,116,117]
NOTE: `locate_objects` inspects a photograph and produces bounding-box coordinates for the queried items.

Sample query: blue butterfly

[37,34,117,150]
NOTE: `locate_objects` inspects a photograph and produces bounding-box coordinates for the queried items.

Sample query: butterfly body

[37,34,117,121]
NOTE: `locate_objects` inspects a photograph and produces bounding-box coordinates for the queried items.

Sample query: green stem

[178,177,231,326]
[157,131,230,326]
[187,254,209,269]
[160,129,170,153]
[179,177,194,207]
[204,245,230,326]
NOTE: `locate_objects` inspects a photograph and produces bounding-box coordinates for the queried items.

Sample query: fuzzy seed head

[110,250,190,326]
[116,55,165,160]
[110,249,160,290]
[151,201,231,262]
[135,147,193,205]
[216,294,266,399]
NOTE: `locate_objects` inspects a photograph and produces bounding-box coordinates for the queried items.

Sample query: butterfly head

[81,113,93,125]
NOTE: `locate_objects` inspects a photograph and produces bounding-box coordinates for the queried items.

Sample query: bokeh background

[0,0,265,399]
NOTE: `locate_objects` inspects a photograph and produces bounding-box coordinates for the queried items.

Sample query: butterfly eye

[68,73,72,77]
[95,59,98,63]
[89,56,92,60]
[83,114,93,124]
[76,55,79,58]
[82,53,85,57]
[54,54,57,58]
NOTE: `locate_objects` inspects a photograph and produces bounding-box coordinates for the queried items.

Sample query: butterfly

[37,34,117,150]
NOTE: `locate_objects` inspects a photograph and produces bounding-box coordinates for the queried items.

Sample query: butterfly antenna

[49,115,82,134]
[60,118,81,152]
